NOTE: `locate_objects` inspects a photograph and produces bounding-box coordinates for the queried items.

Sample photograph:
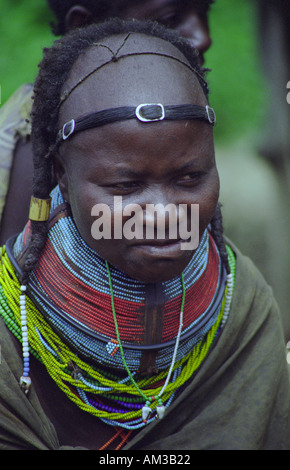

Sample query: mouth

[130,238,186,258]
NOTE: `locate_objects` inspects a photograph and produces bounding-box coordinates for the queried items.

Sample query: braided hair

[23,18,229,285]
[47,0,215,36]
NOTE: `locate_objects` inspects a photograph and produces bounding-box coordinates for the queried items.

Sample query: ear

[53,154,70,203]
[64,5,94,32]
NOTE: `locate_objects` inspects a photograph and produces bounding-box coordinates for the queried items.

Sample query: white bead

[156,405,166,419]
[142,405,151,422]
[23,352,29,358]
[21,320,27,326]
[20,376,31,394]
[22,346,29,353]
[20,285,27,292]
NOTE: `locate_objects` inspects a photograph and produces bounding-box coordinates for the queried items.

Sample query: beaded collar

[0,247,234,430]
[12,186,226,374]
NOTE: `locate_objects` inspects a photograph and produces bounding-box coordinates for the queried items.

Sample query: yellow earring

[29,197,51,221]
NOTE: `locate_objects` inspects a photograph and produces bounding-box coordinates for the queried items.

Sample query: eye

[157,13,180,28]
[154,5,183,28]
[176,172,204,186]
[109,181,141,194]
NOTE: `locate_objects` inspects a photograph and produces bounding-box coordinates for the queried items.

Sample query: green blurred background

[0,0,268,145]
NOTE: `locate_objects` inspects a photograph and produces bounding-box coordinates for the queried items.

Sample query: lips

[131,239,185,258]
[132,238,182,247]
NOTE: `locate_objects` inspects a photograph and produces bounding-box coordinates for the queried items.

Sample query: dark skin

[56,36,219,282]
[58,120,218,283]
[0,0,212,245]
[13,36,219,448]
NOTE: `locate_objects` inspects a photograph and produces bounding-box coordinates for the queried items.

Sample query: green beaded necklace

[0,245,236,428]
[105,260,186,422]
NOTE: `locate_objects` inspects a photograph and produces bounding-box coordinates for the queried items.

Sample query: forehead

[64,118,214,180]
[59,33,206,127]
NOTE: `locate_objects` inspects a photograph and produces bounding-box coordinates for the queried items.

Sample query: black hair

[22,18,229,285]
[47,0,215,36]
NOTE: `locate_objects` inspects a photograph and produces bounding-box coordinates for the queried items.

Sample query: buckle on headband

[62,119,75,140]
[135,103,165,122]
[206,105,216,125]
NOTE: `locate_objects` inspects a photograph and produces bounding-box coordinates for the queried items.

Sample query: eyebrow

[106,168,145,179]
[169,159,205,175]
[106,159,204,180]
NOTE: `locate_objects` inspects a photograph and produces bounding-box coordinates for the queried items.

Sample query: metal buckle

[206,105,216,125]
[135,103,165,122]
[62,119,75,140]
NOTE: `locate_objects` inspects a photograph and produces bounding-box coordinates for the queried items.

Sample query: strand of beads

[0,247,235,428]
[106,259,186,423]
[0,272,224,426]
[221,245,236,327]
[0,257,227,425]
[19,285,31,394]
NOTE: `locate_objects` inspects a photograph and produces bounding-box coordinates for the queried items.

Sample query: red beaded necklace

[31,233,219,346]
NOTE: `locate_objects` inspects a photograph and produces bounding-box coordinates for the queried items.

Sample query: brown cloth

[0,241,289,450]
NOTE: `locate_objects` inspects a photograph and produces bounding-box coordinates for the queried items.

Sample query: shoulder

[0,84,33,230]
[223,237,285,363]
[0,84,33,138]
[226,236,279,315]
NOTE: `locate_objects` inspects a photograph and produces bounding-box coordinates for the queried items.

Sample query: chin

[124,256,193,284]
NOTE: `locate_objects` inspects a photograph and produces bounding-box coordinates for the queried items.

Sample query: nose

[143,202,179,236]
[177,13,212,60]
[132,188,188,239]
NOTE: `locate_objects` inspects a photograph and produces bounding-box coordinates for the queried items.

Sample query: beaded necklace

[105,259,186,421]
[12,187,227,375]
[0,245,235,428]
